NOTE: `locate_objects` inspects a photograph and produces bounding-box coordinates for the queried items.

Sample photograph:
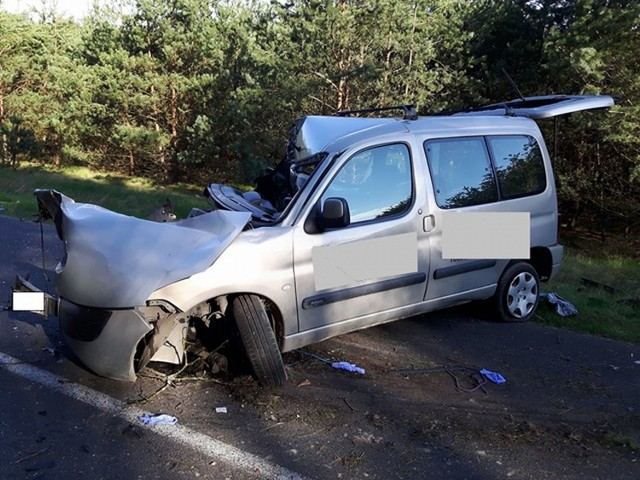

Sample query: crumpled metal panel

[291,116,399,161]
[37,190,250,308]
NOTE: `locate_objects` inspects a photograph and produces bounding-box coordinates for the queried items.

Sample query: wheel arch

[528,247,553,282]
[497,247,552,282]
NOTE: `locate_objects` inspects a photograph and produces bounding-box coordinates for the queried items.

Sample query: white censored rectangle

[442,212,530,259]
[313,232,417,291]
[12,291,45,311]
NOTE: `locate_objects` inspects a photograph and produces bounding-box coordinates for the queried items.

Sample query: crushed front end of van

[13,189,250,381]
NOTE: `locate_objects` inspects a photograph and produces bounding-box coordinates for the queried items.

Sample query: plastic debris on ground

[138,413,178,426]
[215,407,227,414]
[479,368,507,384]
[331,361,365,375]
[391,365,506,393]
[541,292,578,317]
[580,277,616,294]
[296,350,365,375]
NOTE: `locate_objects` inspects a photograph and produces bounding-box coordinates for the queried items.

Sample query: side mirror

[317,197,350,232]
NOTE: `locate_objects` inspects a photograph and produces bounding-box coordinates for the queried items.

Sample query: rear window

[425,135,546,209]
[487,136,546,199]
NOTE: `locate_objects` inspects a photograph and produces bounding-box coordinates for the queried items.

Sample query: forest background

[1,0,639,234]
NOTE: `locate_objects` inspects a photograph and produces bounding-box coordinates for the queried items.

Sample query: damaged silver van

[12,95,614,386]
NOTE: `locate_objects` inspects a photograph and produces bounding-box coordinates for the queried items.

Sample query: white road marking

[0,351,307,480]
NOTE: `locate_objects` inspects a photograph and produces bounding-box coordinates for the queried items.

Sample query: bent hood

[35,190,250,308]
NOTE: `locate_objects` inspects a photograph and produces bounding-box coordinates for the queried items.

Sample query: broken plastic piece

[541,292,578,317]
[138,413,178,426]
[215,407,227,414]
[296,350,366,375]
[580,277,616,294]
[331,361,365,375]
[479,369,506,384]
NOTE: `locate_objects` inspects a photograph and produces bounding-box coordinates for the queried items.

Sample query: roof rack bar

[336,104,418,121]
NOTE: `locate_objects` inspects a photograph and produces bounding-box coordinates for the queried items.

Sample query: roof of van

[288,95,614,162]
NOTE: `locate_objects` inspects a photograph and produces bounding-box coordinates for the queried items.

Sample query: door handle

[423,215,435,232]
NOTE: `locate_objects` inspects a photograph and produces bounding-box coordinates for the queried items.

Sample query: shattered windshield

[272,151,331,219]
[209,152,330,225]
[252,152,328,214]
[290,152,327,190]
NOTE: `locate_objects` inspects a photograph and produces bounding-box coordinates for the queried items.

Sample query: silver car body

[156,115,557,346]
[19,95,614,381]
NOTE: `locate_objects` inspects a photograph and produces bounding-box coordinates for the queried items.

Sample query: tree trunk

[147,41,166,181]
[404,2,419,98]
[0,91,6,166]
[597,141,606,242]
[129,150,135,176]
[337,45,346,111]
[380,32,394,106]
[169,85,178,181]
[150,83,166,180]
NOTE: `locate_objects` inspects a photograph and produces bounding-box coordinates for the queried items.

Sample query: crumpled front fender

[34,189,250,308]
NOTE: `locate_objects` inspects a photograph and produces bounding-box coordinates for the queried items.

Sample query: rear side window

[424,138,498,209]
[487,136,546,199]
[425,135,546,209]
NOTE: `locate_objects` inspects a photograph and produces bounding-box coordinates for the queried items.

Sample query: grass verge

[535,231,640,345]
[0,163,211,219]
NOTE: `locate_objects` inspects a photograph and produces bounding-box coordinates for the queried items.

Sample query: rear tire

[494,262,540,322]
[232,294,287,387]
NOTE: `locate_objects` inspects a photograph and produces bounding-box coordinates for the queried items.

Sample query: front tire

[494,262,540,322]
[232,294,287,387]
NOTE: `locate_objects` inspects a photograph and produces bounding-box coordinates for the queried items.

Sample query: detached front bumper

[12,275,152,381]
[58,300,153,381]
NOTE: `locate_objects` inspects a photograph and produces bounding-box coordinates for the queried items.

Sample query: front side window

[425,137,498,209]
[487,136,546,199]
[321,143,412,223]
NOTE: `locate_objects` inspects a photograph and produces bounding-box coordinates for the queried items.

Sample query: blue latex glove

[480,369,506,384]
[331,361,365,375]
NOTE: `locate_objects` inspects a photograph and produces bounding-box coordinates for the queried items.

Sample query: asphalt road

[1,215,279,480]
[1,214,639,480]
